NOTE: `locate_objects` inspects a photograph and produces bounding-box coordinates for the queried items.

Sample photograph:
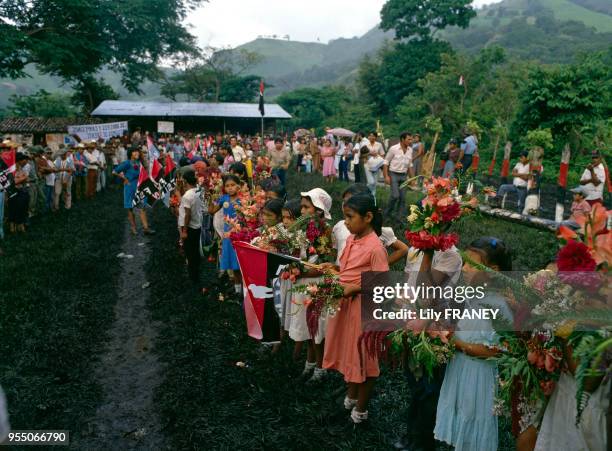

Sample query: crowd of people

[160,130,608,451]
[1,127,609,450]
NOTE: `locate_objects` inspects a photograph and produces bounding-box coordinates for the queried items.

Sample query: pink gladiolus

[527,350,539,365]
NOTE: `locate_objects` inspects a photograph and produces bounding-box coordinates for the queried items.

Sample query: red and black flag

[159,153,177,205]
[0,148,16,193]
[258,79,265,117]
[132,160,162,208]
[233,242,298,342]
[1,148,16,188]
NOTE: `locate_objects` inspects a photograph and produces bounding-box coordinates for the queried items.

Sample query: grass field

[0,190,125,437]
[146,171,558,449]
[0,171,560,448]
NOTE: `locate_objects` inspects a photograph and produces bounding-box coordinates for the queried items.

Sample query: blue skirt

[123,181,137,209]
[220,238,240,270]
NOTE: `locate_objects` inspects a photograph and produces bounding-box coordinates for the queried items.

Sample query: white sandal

[343,396,358,410]
[350,407,369,424]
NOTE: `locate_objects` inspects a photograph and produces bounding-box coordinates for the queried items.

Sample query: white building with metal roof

[91,100,291,134]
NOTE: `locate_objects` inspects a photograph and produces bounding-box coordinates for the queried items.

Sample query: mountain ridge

[1,0,611,110]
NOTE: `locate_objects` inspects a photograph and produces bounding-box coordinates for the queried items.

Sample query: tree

[219,75,261,103]
[276,86,354,131]
[7,90,78,117]
[71,76,119,115]
[380,0,476,40]
[513,51,612,149]
[161,47,262,102]
[0,0,207,93]
[394,48,525,149]
[358,39,452,116]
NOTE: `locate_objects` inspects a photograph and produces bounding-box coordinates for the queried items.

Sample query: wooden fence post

[555,144,571,223]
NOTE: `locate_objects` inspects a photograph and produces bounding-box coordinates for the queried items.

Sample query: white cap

[300,188,332,220]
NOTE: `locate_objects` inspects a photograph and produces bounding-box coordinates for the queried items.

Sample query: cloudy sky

[187,0,502,48]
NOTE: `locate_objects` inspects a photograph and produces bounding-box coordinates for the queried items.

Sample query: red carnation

[556,240,602,291]
[405,231,459,251]
[557,240,596,272]
[438,201,461,222]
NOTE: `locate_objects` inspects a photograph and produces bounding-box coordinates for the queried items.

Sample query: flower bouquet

[304,217,335,262]
[387,322,455,380]
[493,329,564,429]
[292,275,344,338]
[227,189,267,243]
[201,167,223,202]
[253,156,272,185]
[405,177,477,251]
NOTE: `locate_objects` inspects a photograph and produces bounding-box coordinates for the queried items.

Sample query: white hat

[300,188,332,220]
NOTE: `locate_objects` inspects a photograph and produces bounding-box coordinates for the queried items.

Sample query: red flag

[150,158,162,181]
[137,163,149,187]
[164,153,176,177]
[0,149,16,191]
[233,242,297,341]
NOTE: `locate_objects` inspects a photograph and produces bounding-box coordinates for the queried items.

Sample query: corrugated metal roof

[91,100,292,119]
[0,117,104,133]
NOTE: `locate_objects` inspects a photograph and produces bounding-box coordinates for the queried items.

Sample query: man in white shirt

[364,131,385,198]
[383,132,413,218]
[229,136,246,163]
[97,147,107,192]
[496,151,530,211]
[42,148,58,211]
[179,170,204,292]
[580,151,606,206]
[53,149,74,210]
[84,141,100,199]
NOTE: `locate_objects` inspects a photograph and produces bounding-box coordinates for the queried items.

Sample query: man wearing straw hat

[53,148,74,210]
[84,140,100,199]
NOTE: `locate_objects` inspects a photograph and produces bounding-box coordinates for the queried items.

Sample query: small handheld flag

[233,242,297,341]
[0,149,16,194]
[133,161,162,208]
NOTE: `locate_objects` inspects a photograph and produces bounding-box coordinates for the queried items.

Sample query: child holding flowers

[434,237,514,451]
[288,188,334,382]
[209,174,243,294]
[332,184,408,266]
[323,192,389,424]
[280,199,304,346]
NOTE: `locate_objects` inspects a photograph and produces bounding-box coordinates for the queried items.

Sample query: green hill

[1,0,611,109]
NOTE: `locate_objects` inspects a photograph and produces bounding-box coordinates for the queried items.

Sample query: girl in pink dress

[323,193,389,424]
[320,139,337,182]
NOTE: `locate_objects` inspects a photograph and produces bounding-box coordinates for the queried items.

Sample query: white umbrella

[327,127,355,138]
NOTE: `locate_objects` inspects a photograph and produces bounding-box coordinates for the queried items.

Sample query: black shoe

[143,228,156,235]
